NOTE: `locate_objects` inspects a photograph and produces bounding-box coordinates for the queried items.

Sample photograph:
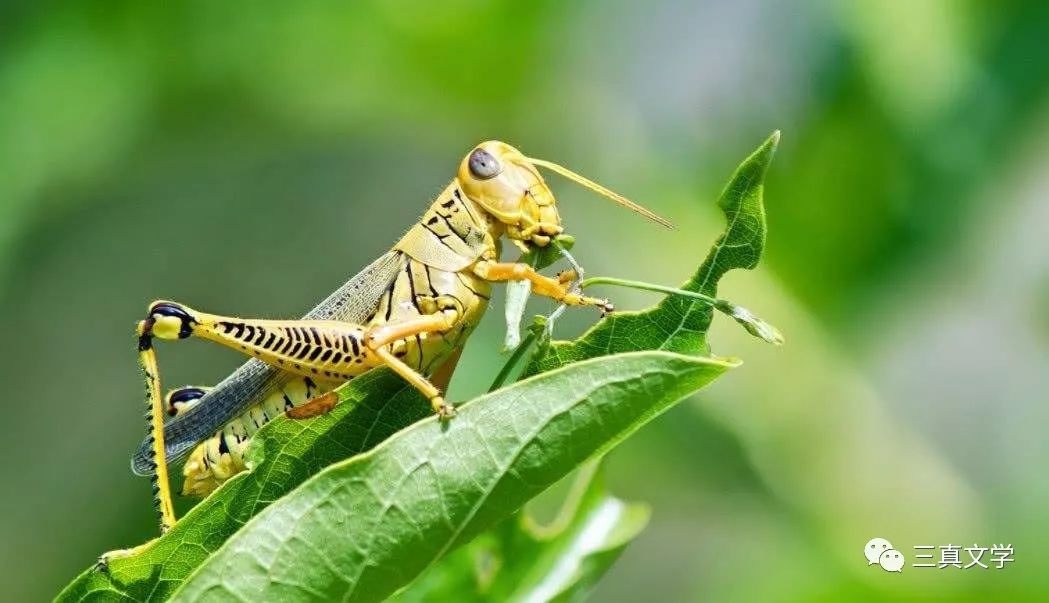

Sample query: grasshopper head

[457,140,672,249]
[457,141,562,247]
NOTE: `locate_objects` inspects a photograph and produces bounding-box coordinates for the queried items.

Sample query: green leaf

[56,370,431,602]
[529,233,576,271]
[392,460,649,602]
[523,130,778,375]
[170,351,731,602]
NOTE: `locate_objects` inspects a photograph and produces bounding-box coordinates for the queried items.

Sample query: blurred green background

[3,1,1048,600]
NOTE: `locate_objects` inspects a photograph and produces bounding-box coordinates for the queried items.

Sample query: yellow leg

[141,301,375,382]
[365,308,460,418]
[136,323,177,535]
[286,306,462,420]
[141,298,463,425]
[429,347,463,394]
[289,344,463,421]
[472,260,613,312]
[374,346,454,417]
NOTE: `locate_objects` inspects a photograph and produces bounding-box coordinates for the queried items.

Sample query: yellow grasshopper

[131,140,674,536]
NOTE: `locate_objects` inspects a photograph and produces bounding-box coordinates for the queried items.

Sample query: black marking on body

[438,212,471,243]
[423,266,439,296]
[415,334,424,371]
[421,222,457,251]
[404,260,422,312]
[455,273,491,300]
[383,282,396,321]
[444,292,467,312]
[456,188,484,225]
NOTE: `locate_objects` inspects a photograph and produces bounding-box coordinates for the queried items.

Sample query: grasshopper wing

[131,250,404,475]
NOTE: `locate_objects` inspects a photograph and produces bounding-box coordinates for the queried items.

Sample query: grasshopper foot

[95,539,157,573]
[431,396,457,420]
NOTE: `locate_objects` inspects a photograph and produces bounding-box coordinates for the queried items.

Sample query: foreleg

[472,260,613,313]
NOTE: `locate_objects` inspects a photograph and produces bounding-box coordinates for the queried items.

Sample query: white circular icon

[879,548,905,572]
[864,537,893,565]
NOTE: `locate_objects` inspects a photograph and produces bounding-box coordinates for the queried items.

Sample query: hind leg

[165,385,211,417]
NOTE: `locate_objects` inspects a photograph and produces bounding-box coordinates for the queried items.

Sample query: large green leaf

[170,351,730,602]
[56,131,777,601]
[392,461,649,602]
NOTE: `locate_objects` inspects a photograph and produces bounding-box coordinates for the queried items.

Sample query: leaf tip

[712,354,744,369]
[755,130,780,163]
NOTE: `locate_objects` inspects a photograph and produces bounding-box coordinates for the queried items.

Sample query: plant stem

[579,276,784,345]
[579,277,722,306]
[489,331,538,392]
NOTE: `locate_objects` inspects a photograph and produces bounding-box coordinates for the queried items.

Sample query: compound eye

[468,148,501,180]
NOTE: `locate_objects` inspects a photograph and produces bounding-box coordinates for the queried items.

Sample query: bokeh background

[3,1,1048,600]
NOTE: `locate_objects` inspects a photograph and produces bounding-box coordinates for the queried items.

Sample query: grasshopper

[129,140,673,538]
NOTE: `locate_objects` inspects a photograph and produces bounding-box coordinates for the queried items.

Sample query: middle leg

[288,298,464,420]
[363,297,462,418]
